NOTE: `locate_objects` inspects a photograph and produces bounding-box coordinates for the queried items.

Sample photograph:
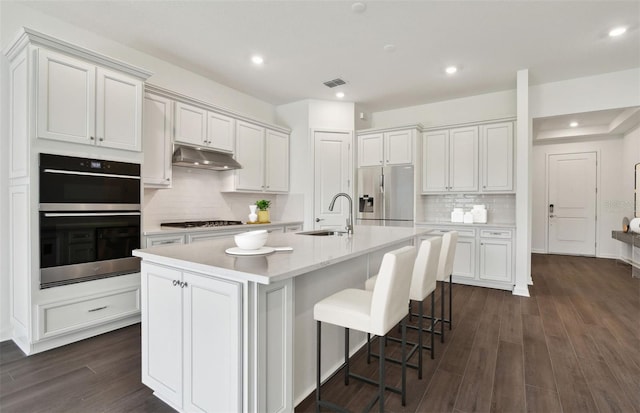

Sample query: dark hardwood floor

[296,254,640,413]
[1,254,638,413]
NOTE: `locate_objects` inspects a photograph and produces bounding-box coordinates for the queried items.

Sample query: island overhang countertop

[133,225,431,284]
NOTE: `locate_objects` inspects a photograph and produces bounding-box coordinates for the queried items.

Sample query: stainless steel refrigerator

[356,166,414,227]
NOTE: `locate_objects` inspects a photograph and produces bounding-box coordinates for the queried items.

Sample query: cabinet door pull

[98,137,104,142]
[88,306,107,312]
[90,136,95,140]
[180,281,188,288]
[172,280,180,286]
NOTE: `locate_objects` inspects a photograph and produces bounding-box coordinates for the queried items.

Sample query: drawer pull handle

[88,306,107,313]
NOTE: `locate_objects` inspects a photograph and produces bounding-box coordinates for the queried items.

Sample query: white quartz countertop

[133,225,430,284]
[415,221,516,229]
[143,220,303,236]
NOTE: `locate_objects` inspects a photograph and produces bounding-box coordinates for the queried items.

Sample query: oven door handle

[43,212,141,217]
[43,168,141,180]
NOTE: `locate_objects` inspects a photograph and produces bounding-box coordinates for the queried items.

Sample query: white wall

[276,99,355,230]
[619,126,640,261]
[530,68,640,118]
[531,137,626,258]
[370,89,516,129]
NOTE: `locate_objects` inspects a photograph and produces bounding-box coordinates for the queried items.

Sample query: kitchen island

[133,225,430,413]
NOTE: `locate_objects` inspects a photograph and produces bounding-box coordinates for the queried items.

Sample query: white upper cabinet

[358,128,414,167]
[235,121,266,191]
[174,102,207,147]
[265,129,289,192]
[36,48,143,151]
[233,121,289,193]
[142,93,173,187]
[449,126,479,192]
[384,129,414,165]
[37,49,96,145]
[481,122,514,192]
[174,102,236,154]
[207,112,235,153]
[358,133,384,167]
[422,130,449,192]
[422,126,478,193]
[96,68,143,151]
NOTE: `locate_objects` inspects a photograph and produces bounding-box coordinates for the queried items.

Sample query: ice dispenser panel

[359,195,374,213]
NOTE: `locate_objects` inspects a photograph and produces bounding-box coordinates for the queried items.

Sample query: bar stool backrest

[436,231,458,282]
[370,246,416,337]
[409,237,442,302]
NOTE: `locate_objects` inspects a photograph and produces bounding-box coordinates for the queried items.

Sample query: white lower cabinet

[38,286,140,339]
[419,225,514,290]
[479,230,513,283]
[142,262,242,413]
[452,235,476,280]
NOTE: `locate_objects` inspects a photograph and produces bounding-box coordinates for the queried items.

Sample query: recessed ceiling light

[445,66,458,75]
[609,26,627,37]
[569,121,579,127]
[336,92,345,99]
[383,44,396,53]
[251,55,264,65]
[351,2,366,13]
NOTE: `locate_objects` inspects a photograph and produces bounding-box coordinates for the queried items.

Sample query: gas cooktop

[161,220,244,228]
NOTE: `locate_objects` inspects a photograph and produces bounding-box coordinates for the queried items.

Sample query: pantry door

[313,130,352,230]
[547,152,597,256]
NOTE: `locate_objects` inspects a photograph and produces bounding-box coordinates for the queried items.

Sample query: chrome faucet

[328,193,354,235]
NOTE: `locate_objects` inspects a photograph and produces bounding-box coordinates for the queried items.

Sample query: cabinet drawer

[146,235,185,247]
[480,229,512,239]
[429,228,476,238]
[284,224,302,233]
[39,287,140,338]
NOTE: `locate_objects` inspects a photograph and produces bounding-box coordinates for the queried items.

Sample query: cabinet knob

[90,136,95,140]
[99,137,104,142]
[172,280,179,286]
[166,178,171,181]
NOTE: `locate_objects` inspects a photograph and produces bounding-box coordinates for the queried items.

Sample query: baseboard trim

[531,248,546,254]
[512,284,531,297]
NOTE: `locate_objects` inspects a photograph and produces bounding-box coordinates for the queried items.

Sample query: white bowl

[234,230,268,250]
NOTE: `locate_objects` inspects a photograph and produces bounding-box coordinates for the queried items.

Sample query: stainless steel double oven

[39,154,141,288]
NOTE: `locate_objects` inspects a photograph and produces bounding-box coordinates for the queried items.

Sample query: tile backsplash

[142,167,303,228]
[418,193,516,223]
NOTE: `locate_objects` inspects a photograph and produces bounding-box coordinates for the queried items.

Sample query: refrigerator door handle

[379,174,384,194]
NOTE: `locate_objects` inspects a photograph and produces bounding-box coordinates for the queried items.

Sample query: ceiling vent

[323,78,346,88]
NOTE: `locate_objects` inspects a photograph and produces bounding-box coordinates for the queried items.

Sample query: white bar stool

[364,237,442,379]
[435,231,458,342]
[313,246,415,413]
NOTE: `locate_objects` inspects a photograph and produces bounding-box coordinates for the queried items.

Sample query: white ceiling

[19,0,640,113]
[533,107,640,142]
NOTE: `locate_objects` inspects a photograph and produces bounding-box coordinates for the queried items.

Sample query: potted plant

[255,199,271,223]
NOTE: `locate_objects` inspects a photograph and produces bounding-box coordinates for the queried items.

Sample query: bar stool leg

[449,274,453,330]
[418,300,423,379]
[401,318,407,406]
[431,292,435,359]
[379,333,385,413]
[345,328,349,385]
[441,282,445,343]
[316,321,321,413]
[367,333,371,364]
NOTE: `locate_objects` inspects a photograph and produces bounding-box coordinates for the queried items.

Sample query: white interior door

[548,152,597,256]
[314,131,352,229]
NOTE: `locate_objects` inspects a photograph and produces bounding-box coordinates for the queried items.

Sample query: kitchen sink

[297,229,348,236]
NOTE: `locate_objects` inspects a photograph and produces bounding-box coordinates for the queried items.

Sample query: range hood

[172,145,242,171]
